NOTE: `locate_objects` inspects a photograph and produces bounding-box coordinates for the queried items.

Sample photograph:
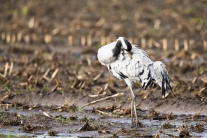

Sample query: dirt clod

[178,125,190,137]
[165,112,176,120]
[22,124,37,132]
[48,130,58,136]
[190,123,204,132]
[161,122,175,129]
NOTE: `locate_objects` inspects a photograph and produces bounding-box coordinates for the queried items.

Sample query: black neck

[123,38,132,51]
[112,40,122,58]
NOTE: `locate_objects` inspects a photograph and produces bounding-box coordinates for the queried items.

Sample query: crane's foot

[131,121,142,128]
[136,121,142,128]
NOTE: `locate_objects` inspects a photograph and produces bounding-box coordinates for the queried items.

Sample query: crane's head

[117,37,132,51]
[117,37,132,58]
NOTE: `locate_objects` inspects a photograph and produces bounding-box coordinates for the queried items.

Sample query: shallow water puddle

[102,116,207,137]
[0,115,207,137]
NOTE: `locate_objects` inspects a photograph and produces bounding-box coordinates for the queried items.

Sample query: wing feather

[109,45,153,81]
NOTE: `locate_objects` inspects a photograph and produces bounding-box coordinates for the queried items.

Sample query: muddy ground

[0,0,207,137]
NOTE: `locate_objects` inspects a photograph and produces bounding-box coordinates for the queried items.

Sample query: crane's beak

[127,51,132,59]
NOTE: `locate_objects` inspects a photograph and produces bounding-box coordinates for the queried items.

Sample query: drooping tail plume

[152,61,172,98]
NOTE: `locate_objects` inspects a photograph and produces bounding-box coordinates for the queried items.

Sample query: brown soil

[0,0,207,137]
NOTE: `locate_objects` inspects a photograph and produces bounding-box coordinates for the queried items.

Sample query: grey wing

[128,46,155,88]
[108,46,153,82]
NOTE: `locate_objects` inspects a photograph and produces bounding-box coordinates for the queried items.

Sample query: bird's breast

[97,42,117,65]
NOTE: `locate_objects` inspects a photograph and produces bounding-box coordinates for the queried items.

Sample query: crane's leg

[130,93,134,125]
[129,87,138,127]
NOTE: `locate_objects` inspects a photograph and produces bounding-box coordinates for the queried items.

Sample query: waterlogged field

[0,0,207,137]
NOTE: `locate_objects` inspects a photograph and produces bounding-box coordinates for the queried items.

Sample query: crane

[97,37,172,127]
